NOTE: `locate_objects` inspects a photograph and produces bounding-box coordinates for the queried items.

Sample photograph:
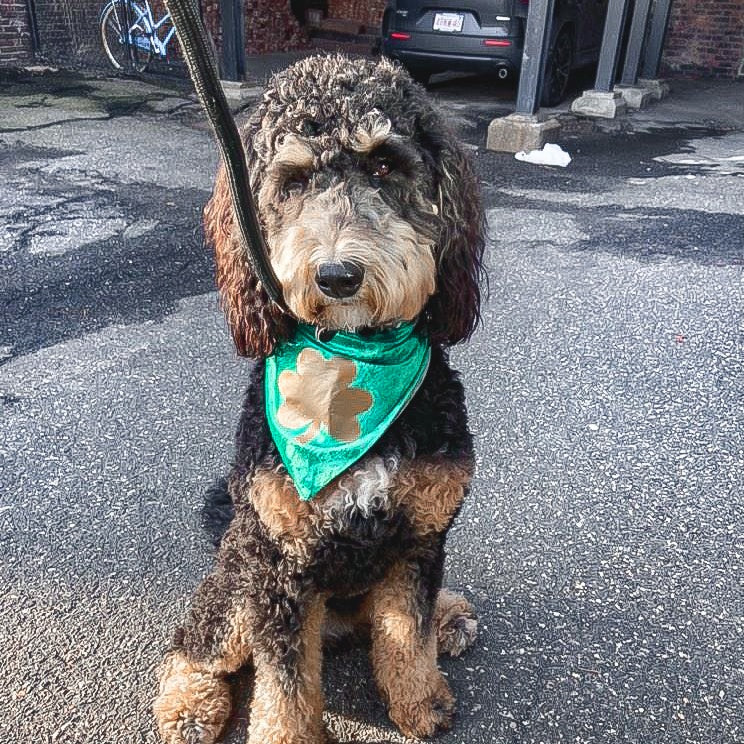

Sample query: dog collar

[265,322,431,500]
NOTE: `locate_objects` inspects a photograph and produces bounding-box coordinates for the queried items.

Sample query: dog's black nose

[315,261,364,299]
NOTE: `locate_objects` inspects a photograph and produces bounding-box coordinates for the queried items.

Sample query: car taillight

[390,32,411,40]
[484,39,512,47]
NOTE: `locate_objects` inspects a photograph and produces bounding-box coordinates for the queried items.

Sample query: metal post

[620,0,653,85]
[220,0,244,81]
[515,0,556,115]
[641,0,673,79]
[594,0,630,92]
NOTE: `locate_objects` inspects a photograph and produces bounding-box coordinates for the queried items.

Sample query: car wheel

[541,27,573,107]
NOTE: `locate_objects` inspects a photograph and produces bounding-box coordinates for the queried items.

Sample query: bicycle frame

[121,0,176,58]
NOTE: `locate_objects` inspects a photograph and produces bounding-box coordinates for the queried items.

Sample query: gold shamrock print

[277,349,373,444]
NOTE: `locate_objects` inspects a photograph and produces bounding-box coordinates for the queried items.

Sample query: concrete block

[614,84,654,109]
[220,80,261,102]
[637,78,671,101]
[486,113,561,154]
[570,89,627,119]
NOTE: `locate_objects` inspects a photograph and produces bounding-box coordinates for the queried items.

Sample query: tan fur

[249,456,396,550]
[153,652,233,744]
[433,589,478,657]
[250,469,315,544]
[391,456,473,535]
[366,562,456,738]
[214,604,254,673]
[268,183,436,331]
[349,112,392,153]
[323,587,477,658]
[274,134,316,170]
[322,601,370,648]
[248,595,327,744]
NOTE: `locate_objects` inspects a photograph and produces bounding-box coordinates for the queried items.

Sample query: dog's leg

[247,592,326,744]
[321,588,477,658]
[433,589,478,657]
[367,560,455,738]
[153,571,252,744]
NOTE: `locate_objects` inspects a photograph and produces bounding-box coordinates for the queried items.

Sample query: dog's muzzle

[315,261,365,299]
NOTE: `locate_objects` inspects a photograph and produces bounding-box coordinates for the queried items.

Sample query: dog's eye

[301,119,321,136]
[371,159,392,179]
[281,173,309,198]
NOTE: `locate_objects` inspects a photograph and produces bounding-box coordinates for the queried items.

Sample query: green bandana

[265,322,431,500]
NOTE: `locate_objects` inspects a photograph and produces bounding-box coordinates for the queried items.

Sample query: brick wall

[663,0,744,78]
[201,0,310,57]
[243,0,309,54]
[32,0,115,67]
[327,0,384,31]
[9,0,307,72]
[0,0,33,65]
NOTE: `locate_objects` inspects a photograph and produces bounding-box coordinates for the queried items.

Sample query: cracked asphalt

[0,65,742,744]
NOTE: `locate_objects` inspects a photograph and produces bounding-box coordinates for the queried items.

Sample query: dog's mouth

[302,292,380,333]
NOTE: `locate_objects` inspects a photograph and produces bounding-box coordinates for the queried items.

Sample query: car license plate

[433,12,464,33]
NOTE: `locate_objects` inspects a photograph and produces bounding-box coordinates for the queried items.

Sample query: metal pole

[220,0,243,81]
[594,0,630,92]
[236,0,245,80]
[641,0,673,79]
[620,0,653,85]
[515,0,556,115]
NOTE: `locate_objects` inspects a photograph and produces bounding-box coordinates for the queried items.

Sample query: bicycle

[100,0,177,73]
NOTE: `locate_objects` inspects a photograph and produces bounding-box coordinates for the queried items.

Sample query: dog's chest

[307,455,414,593]
[319,455,397,524]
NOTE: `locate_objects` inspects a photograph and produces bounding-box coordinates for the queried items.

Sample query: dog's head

[205,54,485,358]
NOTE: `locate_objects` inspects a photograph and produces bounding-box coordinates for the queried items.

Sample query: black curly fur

[159,54,482,743]
[179,347,471,674]
[201,477,233,548]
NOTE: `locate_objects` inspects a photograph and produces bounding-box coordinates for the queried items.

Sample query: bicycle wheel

[100,1,153,73]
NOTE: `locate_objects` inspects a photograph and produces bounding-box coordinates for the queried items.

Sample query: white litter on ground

[515,142,572,167]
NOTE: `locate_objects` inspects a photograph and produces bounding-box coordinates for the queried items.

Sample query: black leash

[163,0,288,312]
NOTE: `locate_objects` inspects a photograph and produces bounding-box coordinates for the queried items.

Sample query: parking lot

[1,63,742,743]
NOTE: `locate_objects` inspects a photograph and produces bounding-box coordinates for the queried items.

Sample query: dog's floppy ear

[421,124,486,346]
[203,162,291,358]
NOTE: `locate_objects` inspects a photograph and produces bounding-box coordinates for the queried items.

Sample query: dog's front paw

[153,652,232,744]
[388,673,455,738]
[435,589,478,657]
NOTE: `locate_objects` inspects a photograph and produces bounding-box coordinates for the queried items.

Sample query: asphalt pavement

[1,64,743,744]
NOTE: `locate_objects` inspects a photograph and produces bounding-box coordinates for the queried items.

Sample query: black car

[380,0,608,105]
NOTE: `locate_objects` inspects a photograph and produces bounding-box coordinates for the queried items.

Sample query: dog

[153,53,485,744]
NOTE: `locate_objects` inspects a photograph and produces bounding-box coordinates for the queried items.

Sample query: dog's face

[205,55,484,357]
[257,120,438,332]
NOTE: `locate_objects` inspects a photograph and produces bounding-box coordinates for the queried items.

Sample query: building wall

[31,0,123,67]
[201,0,309,58]
[327,0,385,30]
[243,0,309,54]
[28,0,188,68]
[0,0,33,65]
[7,0,306,72]
[662,0,744,78]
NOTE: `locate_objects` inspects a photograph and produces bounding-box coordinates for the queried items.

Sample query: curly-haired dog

[153,54,485,744]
